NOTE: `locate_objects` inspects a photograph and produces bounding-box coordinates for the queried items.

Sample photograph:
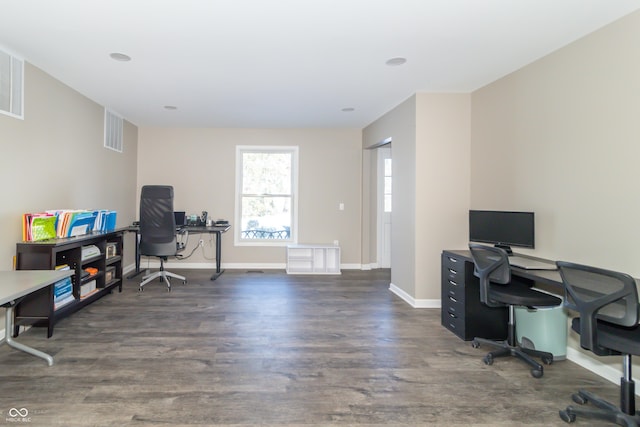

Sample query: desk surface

[444,249,563,288]
[0,270,74,306]
[123,224,231,233]
[180,224,231,233]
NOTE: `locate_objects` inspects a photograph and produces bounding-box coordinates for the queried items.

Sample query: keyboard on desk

[508,256,557,270]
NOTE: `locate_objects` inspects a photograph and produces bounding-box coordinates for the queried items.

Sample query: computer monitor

[173,211,186,226]
[469,210,534,254]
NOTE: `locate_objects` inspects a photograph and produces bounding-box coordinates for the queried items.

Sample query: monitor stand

[494,244,513,255]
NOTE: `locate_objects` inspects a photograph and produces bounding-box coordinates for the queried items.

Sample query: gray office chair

[469,243,562,378]
[557,261,640,426]
[138,185,186,291]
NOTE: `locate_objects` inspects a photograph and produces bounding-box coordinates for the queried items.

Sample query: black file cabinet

[441,250,508,340]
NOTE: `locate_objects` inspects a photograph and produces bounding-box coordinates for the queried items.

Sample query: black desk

[445,249,562,287]
[125,224,231,281]
[441,249,562,341]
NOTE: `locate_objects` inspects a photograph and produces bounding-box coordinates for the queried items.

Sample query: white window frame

[234,145,299,247]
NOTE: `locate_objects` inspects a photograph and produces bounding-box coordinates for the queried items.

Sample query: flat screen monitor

[469,210,534,254]
[173,211,186,226]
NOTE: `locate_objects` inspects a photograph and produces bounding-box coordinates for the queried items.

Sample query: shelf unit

[14,230,124,337]
[286,244,341,274]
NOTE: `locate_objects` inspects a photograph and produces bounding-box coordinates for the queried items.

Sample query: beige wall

[0,63,138,271]
[471,11,640,275]
[471,11,640,379]
[363,94,471,303]
[137,127,363,267]
[0,63,138,333]
[364,96,417,297]
[415,93,471,300]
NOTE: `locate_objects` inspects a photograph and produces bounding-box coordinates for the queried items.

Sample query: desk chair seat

[469,244,562,378]
[138,185,186,292]
[557,261,640,426]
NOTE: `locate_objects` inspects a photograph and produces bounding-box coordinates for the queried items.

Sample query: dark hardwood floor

[0,268,621,426]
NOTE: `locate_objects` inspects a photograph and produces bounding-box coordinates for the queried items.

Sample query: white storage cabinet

[286,244,341,274]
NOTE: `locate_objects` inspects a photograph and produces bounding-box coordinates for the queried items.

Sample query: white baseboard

[389,283,441,308]
[127,262,367,272]
[390,295,636,394]
[565,347,635,390]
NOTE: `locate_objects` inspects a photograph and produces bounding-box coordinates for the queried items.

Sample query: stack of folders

[22,213,57,241]
[53,265,75,310]
[93,210,117,232]
[57,211,96,237]
[22,209,118,241]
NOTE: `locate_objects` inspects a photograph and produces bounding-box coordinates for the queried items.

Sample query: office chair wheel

[541,355,554,365]
[138,286,143,292]
[531,368,543,378]
[571,393,587,405]
[471,339,480,348]
[483,354,493,365]
[559,408,576,423]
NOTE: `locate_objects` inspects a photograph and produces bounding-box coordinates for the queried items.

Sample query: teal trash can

[515,303,568,360]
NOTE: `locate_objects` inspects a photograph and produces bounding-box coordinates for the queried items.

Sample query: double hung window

[235,146,298,245]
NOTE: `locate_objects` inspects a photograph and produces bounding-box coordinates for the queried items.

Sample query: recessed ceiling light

[341,107,355,112]
[164,105,178,110]
[109,52,131,62]
[385,57,407,66]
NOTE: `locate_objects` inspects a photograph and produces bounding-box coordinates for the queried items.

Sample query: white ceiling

[1,0,639,129]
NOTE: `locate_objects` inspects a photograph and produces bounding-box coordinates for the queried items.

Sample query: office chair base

[139,270,186,292]
[472,337,553,378]
[559,389,640,426]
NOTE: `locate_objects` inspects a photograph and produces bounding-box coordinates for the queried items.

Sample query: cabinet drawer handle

[448,296,457,303]
[448,280,458,286]
[448,312,457,318]
[448,268,457,275]
[447,257,458,263]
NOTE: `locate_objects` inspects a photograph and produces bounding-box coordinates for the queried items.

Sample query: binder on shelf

[105,211,117,231]
[54,294,76,310]
[22,213,57,241]
[31,215,57,241]
[93,210,117,232]
[53,279,72,298]
[68,212,96,237]
[53,264,73,308]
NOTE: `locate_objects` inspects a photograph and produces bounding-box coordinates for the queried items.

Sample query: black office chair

[469,243,562,378]
[138,185,186,291]
[557,261,640,426]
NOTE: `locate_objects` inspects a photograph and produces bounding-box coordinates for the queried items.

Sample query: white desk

[0,270,73,365]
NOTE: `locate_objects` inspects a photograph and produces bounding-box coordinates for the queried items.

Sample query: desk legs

[126,231,144,279]
[128,227,226,281]
[210,231,225,281]
[0,303,54,366]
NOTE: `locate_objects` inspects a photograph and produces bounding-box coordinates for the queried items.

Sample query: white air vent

[104,109,123,152]
[0,48,24,119]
